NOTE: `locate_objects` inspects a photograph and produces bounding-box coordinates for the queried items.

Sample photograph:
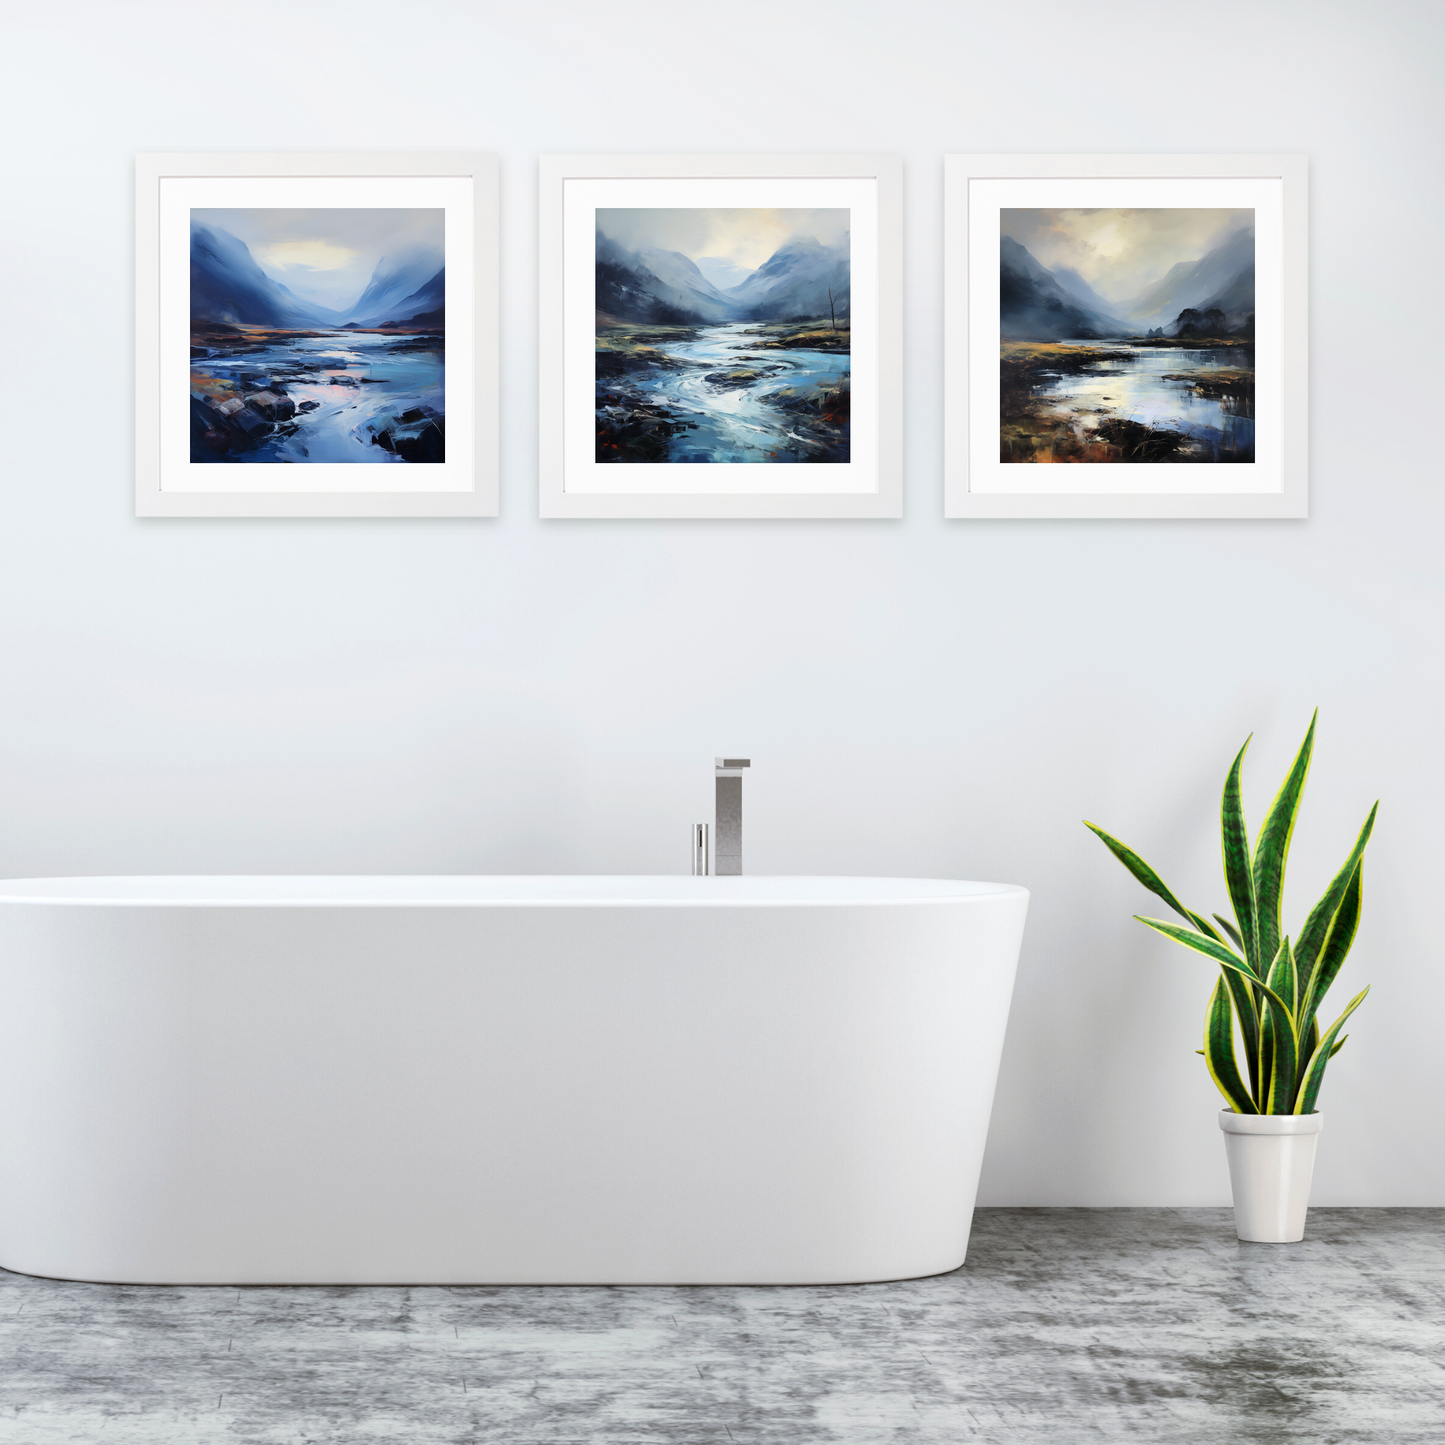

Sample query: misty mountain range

[597,232,849,325]
[190,223,444,329]
[1001,228,1255,340]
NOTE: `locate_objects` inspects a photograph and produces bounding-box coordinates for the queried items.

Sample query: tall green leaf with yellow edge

[1220,737,1259,974]
[1252,713,1316,978]
[1085,714,1375,1114]
[1204,977,1256,1114]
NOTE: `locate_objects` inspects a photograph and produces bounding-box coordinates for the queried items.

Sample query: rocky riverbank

[1161,368,1254,406]
[596,374,849,464]
[594,323,698,379]
[190,335,445,462]
[742,321,850,353]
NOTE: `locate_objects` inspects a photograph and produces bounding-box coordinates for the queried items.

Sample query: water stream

[597,323,849,464]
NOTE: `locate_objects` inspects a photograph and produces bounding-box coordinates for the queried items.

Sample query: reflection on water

[1024,341,1254,463]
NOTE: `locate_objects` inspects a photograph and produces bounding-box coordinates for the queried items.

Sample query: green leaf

[1252,711,1318,974]
[1297,808,1376,974]
[1217,961,1262,1106]
[1260,1003,1299,1114]
[1133,915,1260,980]
[1298,826,1373,1036]
[1213,914,1244,951]
[1204,975,1257,1113]
[1298,863,1363,1067]
[1187,910,1228,945]
[1265,937,1300,1018]
[1257,939,1287,1101]
[1221,736,1259,971]
[1136,916,1300,1114]
[1261,939,1300,1111]
[1328,1034,1348,1058]
[1085,822,1199,927]
[1135,916,1295,1114]
[1295,987,1370,1114]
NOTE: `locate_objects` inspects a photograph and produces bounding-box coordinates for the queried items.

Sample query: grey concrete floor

[0,1208,1440,1444]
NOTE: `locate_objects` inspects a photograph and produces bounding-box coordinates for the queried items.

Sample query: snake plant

[1085,712,1375,1114]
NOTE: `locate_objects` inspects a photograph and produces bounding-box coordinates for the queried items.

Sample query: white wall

[3,0,1440,1205]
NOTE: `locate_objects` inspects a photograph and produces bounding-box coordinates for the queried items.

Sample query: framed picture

[538,153,902,519]
[944,154,1307,519]
[136,152,498,518]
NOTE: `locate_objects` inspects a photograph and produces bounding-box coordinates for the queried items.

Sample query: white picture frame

[944,154,1308,520]
[538,153,902,519]
[136,152,499,518]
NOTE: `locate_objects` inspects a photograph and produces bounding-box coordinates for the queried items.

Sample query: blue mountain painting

[594,207,851,465]
[188,209,446,465]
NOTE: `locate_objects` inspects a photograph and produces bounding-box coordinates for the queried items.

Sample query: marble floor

[0,1209,1440,1444]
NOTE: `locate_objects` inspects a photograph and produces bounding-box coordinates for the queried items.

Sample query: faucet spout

[714,758,750,876]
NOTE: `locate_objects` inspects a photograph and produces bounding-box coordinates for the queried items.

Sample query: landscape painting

[594,208,850,464]
[999,208,1255,464]
[189,209,445,463]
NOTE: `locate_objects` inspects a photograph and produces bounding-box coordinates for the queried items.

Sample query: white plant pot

[1219,1110,1323,1242]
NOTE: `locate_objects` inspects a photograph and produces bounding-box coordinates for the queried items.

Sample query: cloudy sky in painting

[597,208,849,287]
[191,208,443,310]
[1001,208,1253,303]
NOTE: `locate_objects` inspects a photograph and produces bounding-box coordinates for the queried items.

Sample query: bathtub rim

[0,874,1029,909]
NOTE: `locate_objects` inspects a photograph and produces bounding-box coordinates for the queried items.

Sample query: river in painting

[191,329,444,463]
[596,322,849,464]
[594,207,851,463]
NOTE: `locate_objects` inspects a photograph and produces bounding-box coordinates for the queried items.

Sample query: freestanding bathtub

[0,875,1028,1286]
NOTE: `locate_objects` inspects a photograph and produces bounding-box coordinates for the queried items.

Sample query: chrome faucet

[714,758,750,875]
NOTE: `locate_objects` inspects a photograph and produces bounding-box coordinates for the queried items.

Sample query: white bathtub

[0,875,1028,1286]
